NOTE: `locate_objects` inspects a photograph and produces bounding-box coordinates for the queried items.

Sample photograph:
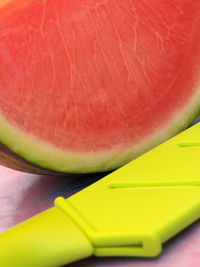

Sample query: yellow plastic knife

[0,123,200,267]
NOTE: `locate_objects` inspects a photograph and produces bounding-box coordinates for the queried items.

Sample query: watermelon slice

[0,0,200,174]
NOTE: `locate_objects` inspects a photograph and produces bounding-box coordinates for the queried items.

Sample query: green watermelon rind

[0,89,199,173]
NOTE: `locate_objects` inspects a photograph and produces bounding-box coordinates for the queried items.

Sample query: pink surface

[0,165,200,267]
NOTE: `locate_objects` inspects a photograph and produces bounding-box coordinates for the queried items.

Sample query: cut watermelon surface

[0,0,200,173]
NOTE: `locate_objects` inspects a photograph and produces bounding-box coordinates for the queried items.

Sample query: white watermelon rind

[0,89,199,173]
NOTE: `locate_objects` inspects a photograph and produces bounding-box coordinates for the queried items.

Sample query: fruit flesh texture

[0,0,200,173]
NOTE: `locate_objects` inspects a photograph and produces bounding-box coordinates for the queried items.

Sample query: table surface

[0,115,200,267]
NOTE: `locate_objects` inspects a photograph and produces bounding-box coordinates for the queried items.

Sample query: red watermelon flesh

[0,0,200,173]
